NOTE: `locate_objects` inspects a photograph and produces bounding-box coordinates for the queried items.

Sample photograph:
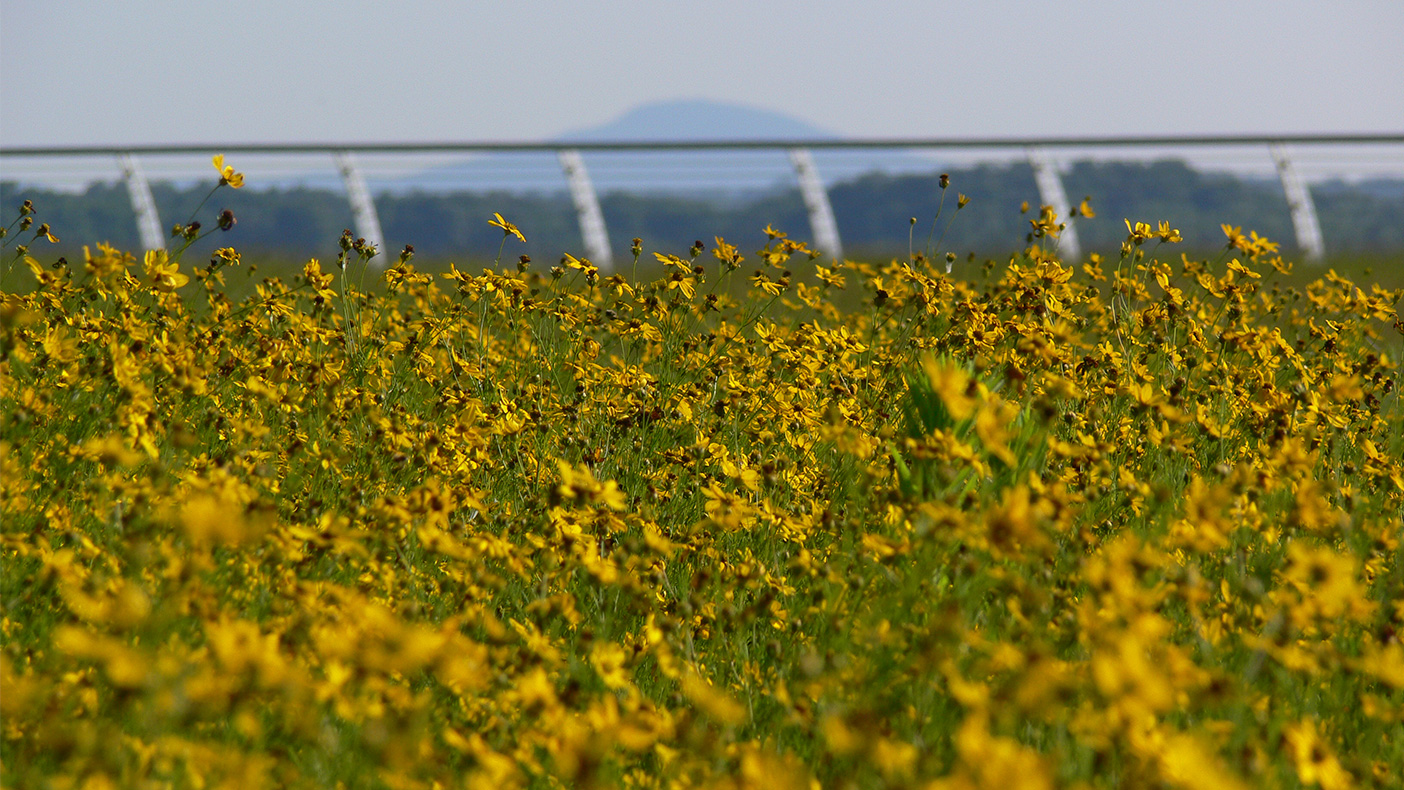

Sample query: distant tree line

[4,159,1402,264]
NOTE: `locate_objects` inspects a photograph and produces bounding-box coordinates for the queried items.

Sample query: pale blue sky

[2,0,1402,147]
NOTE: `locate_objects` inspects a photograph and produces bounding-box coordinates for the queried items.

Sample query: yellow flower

[212,154,244,188]
[680,672,745,725]
[951,713,1053,790]
[1285,720,1352,790]
[654,252,690,270]
[144,250,189,291]
[1282,541,1371,622]
[712,236,744,268]
[53,627,150,689]
[589,642,631,690]
[750,270,785,296]
[814,264,846,288]
[984,485,1048,557]
[1160,733,1249,790]
[703,482,754,530]
[181,494,251,544]
[1354,642,1404,690]
[554,460,626,509]
[562,252,596,275]
[512,667,558,711]
[205,618,289,687]
[488,212,526,242]
[921,356,976,421]
[1222,223,1245,249]
[1226,258,1261,280]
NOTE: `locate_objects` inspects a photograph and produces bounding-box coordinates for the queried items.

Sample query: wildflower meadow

[2,157,1402,789]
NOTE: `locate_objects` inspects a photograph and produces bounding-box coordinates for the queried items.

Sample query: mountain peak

[557,99,836,142]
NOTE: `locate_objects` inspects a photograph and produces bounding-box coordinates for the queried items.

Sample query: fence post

[1269,144,1325,263]
[333,151,387,265]
[118,153,166,253]
[789,149,843,260]
[558,150,613,270]
[1027,147,1081,262]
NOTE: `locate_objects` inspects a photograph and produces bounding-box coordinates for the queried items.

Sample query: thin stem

[924,186,949,261]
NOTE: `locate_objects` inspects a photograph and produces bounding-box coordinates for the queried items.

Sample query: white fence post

[118,153,166,253]
[334,151,387,265]
[558,150,613,270]
[1269,143,1325,263]
[1027,146,1081,262]
[789,148,843,260]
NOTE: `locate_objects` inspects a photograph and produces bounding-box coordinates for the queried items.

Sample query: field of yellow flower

[3,162,1403,789]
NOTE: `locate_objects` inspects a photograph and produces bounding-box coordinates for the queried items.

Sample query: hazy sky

[2,0,1402,147]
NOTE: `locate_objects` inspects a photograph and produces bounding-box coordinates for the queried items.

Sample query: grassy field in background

[3,169,1404,789]
[133,245,1404,315]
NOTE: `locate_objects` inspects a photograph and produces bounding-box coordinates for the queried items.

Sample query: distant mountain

[399,99,942,198]
[557,99,838,142]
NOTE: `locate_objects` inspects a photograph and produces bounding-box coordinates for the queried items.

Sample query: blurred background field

[5,154,1402,272]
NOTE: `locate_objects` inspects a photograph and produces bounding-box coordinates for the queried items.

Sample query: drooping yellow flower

[488,212,526,242]
[212,154,244,188]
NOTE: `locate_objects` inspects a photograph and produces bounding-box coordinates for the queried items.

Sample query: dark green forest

[4,159,1402,265]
